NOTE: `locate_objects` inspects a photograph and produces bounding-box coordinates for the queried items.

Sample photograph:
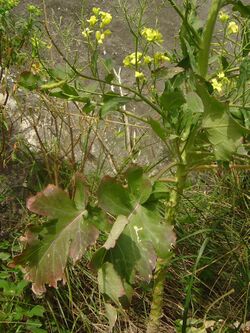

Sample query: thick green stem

[146,258,170,333]
[146,164,187,333]
[198,0,222,78]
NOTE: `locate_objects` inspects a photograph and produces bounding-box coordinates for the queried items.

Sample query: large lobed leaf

[12,183,100,295]
[93,166,176,306]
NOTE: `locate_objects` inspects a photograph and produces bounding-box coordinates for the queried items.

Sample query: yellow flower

[154,52,170,65]
[31,36,47,48]
[227,21,239,34]
[104,29,112,36]
[27,4,41,16]
[82,28,93,38]
[100,11,112,28]
[135,71,145,80]
[95,31,105,44]
[87,15,98,26]
[92,7,100,16]
[31,62,42,74]
[211,78,223,92]
[219,11,229,23]
[144,55,153,64]
[218,72,225,79]
[142,27,163,43]
[123,52,143,67]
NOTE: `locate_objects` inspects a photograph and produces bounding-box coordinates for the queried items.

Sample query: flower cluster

[123,51,170,67]
[31,62,42,74]
[82,7,112,45]
[100,11,112,28]
[123,52,170,67]
[123,52,143,67]
[219,11,239,35]
[211,78,222,92]
[141,27,163,44]
[123,50,170,81]
[227,21,239,35]
[211,72,229,93]
[135,71,145,81]
[30,36,51,53]
[153,52,170,65]
[122,24,170,81]
[27,4,41,16]
[219,11,229,23]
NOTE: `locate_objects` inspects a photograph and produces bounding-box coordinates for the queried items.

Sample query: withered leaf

[12,184,99,295]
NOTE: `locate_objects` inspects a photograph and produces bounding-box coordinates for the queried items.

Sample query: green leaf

[72,173,88,210]
[18,71,89,103]
[125,205,175,260]
[26,319,45,333]
[27,305,45,318]
[226,0,250,18]
[19,71,43,90]
[0,280,15,296]
[241,107,250,130]
[242,20,250,57]
[0,278,28,296]
[28,328,47,333]
[82,101,95,114]
[148,118,166,141]
[196,83,243,160]
[221,56,229,71]
[160,86,186,126]
[11,184,99,295]
[0,252,11,261]
[86,206,111,233]
[94,174,176,306]
[98,177,133,216]
[98,262,132,306]
[181,38,199,72]
[147,181,170,201]
[125,166,152,204]
[100,92,131,117]
[238,57,250,87]
[104,58,114,72]
[93,205,175,303]
[185,92,203,113]
[0,241,10,250]
[45,83,90,102]
[105,73,115,83]
[103,215,128,249]
[12,305,26,320]
[15,280,29,295]
[160,89,186,114]
[47,65,75,80]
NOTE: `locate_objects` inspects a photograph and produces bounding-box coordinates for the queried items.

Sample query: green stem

[198,0,222,78]
[146,164,187,333]
[146,257,171,333]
